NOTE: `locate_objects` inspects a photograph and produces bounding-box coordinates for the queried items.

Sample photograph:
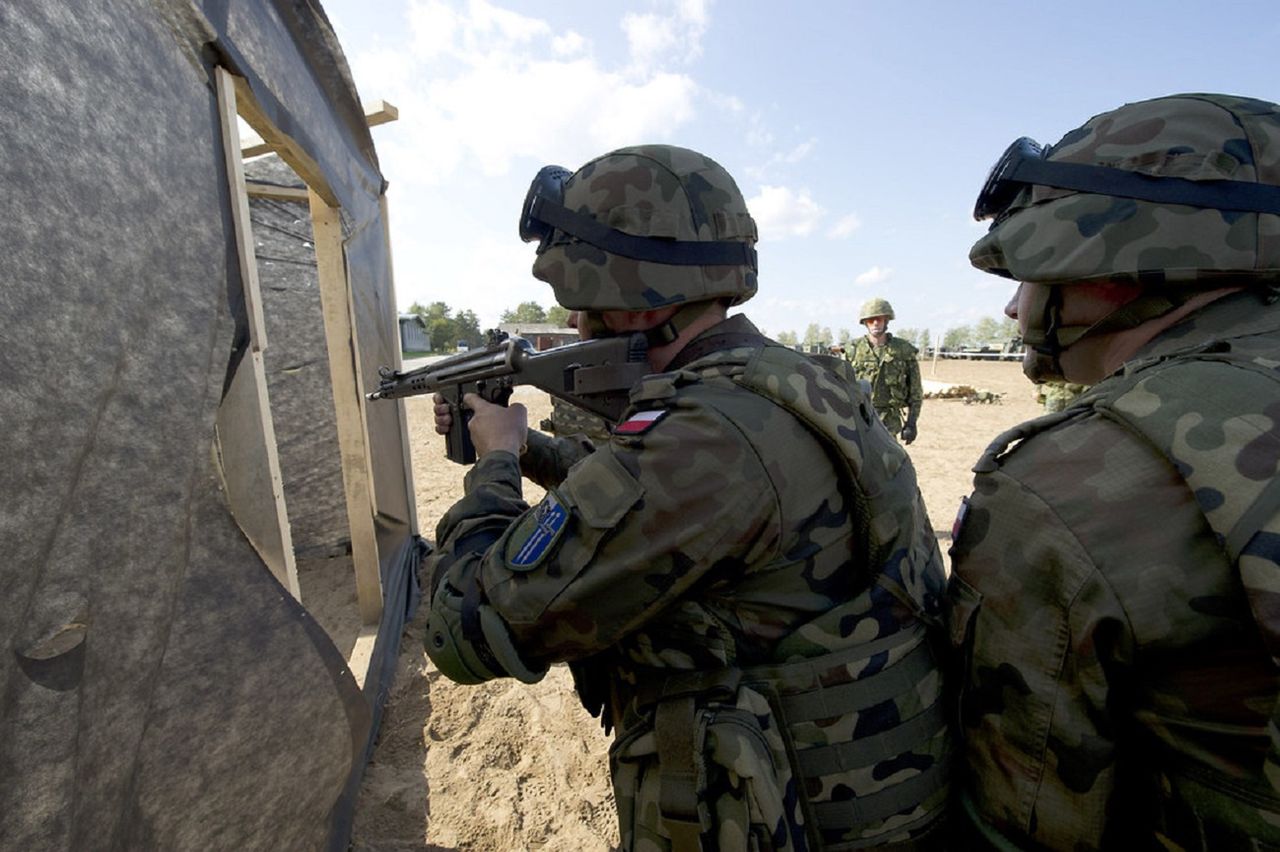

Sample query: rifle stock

[368,332,649,463]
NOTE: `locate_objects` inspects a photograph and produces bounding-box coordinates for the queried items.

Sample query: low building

[398,313,429,351]
[498,322,576,351]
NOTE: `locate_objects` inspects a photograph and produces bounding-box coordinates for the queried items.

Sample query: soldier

[846,298,923,443]
[949,93,1280,849]
[1033,380,1089,413]
[424,145,952,849]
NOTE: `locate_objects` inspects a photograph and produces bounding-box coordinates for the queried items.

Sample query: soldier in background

[1033,379,1089,412]
[950,93,1280,849]
[424,144,952,849]
[846,297,923,443]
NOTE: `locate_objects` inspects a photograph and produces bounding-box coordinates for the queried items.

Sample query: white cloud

[854,265,893,287]
[623,0,710,73]
[748,185,825,239]
[551,30,587,57]
[826,213,862,239]
[347,1,709,186]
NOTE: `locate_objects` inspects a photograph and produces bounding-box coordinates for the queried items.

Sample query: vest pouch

[609,681,812,852]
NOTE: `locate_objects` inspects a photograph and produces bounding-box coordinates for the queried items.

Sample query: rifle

[367,330,649,463]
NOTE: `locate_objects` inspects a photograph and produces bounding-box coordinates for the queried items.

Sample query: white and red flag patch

[614,409,668,435]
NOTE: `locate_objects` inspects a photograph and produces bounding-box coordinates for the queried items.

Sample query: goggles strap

[529,196,758,270]
[1008,157,1280,216]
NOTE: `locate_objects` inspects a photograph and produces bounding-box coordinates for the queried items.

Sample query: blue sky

[319,0,1279,341]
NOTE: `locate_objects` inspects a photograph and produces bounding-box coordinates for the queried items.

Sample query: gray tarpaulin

[1,1,420,848]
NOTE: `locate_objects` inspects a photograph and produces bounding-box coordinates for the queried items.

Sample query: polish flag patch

[614,409,668,435]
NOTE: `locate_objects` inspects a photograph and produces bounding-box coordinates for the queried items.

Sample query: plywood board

[310,190,384,626]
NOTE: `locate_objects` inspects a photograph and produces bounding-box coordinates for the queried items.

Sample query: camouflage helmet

[859,297,895,322]
[971,93,1280,287]
[522,145,758,312]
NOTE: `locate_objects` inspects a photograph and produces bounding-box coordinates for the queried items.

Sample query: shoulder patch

[504,491,570,572]
[614,409,668,435]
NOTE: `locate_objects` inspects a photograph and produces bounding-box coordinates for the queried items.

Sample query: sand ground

[345,358,1043,851]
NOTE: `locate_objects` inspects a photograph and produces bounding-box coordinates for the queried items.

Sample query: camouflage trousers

[875,405,906,436]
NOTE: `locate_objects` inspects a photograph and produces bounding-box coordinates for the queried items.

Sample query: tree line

[773,316,1019,352]
[407,299,1018,355]
[406,300,575,352]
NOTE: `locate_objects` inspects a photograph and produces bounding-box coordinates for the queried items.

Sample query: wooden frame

[213,67,403,683]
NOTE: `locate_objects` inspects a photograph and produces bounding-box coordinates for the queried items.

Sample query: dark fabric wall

[0,1,414,848]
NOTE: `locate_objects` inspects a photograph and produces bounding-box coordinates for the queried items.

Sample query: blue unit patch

[505,491,569,571]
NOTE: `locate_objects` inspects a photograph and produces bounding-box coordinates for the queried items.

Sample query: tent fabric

[1,1,417,848]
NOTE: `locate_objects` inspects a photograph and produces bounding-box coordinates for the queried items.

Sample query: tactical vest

[608,341,951,851]
[974,337,1280,849]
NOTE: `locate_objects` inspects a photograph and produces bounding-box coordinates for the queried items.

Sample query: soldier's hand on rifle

[432,393,454,435]
[460,393,527,457]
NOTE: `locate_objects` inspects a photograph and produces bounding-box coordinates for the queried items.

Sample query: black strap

[665,330,770,372]
[531,196,758,268]
[1012,157,1280,214]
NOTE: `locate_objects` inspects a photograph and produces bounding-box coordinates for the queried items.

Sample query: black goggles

[974,135,1280,222]
[517,164,757,269]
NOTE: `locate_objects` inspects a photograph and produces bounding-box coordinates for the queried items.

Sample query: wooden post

[213,66,299,599]
[310,190,384,627]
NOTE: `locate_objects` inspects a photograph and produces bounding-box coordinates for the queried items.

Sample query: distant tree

[546,305,571,327]
[837,328,853,346]
[501,301,548,324]
[776,330,799,347]
[974,316,1003,343]
[896,327,924,349]
[943,324,974,350]
[454,309,482,347]
[998,316,1019,338]
[802,323,824,347]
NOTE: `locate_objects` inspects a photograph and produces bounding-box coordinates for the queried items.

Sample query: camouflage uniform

[951,93,1280,849]
[425,145,954,850]
[847,334,923,436]
[951,293,1280,848]
[428,316,952,849]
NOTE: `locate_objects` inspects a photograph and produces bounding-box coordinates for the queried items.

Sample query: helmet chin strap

[579,301,718,349]
[1019,281,1193,383]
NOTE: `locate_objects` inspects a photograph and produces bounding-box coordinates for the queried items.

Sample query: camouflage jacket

[846,334,923,433]
[948,290,1280,850]
[427,315,952,849]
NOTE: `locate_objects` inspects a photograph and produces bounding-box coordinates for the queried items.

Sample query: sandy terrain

[348,357,1043,851]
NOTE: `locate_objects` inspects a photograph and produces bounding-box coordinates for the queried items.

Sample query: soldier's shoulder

[889,336,918,355]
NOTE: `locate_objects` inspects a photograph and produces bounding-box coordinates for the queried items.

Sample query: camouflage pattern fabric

[1035,380,1089,413]
[426,314,951,850]
[532,145,758,312]
[971,94,1280,287]
[846,334,923,435]
[540,397,612,443]
[948,290,1280,849]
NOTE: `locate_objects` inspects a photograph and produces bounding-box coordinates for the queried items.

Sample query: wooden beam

[213,66,299,600]
[214,66,268,352]
[245,181,310,203]
[228,72,339,206]
[241,99,399,160]
[363,99,399,127]
[310,189,384,626]
[214,350,301,600]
